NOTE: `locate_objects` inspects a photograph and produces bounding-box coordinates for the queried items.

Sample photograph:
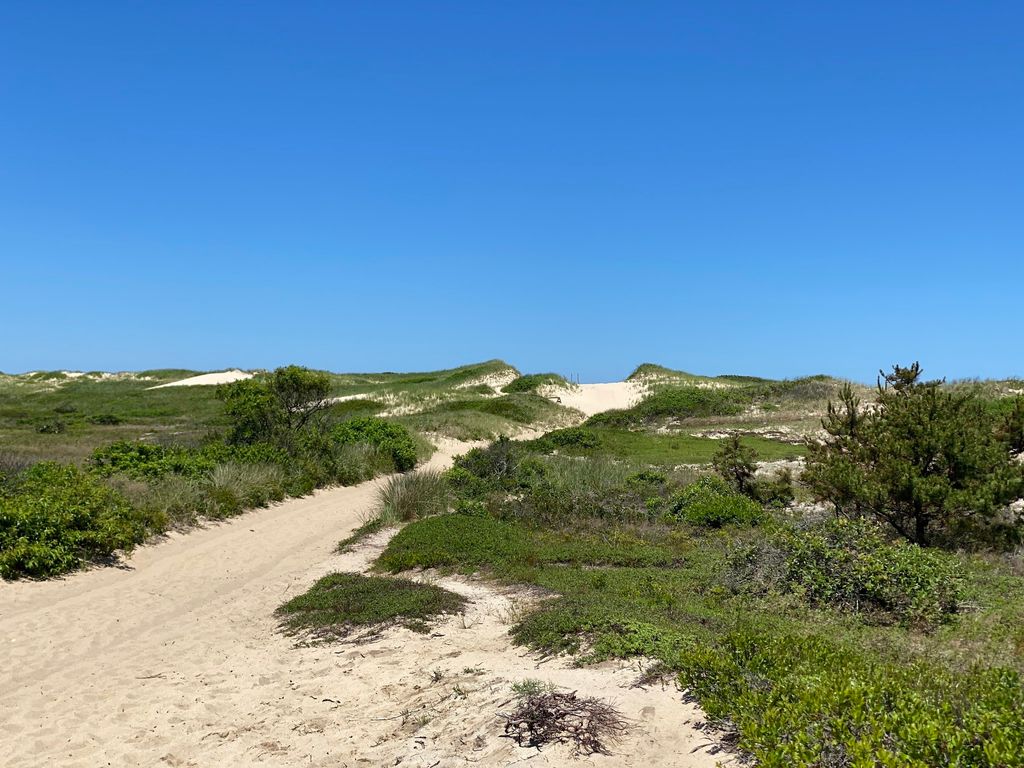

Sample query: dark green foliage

[218,366,331,445]
[90,441,217,479]
[805,363,1024,547]
[332,417,417,471]
[677,631,1024,767]
[86,413,123,425]
[730,518,965,627]
[587,387,746,427]
[667,476,764,528]
[0,462,150,578]
[35,418,67,434]
[503,373,568,393]
[378,514,678,574]
[276,572,467,639]
[711,435,756,495]
[528,426,602,452]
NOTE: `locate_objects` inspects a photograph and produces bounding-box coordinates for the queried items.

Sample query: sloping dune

[149,369,254,389]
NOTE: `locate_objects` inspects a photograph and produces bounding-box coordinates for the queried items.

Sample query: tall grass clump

[376,469,451,524]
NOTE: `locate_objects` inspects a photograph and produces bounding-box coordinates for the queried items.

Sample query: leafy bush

[529,427,602,453]
[218,365,331,445]
[0,463,151,578]
[667,476,763,528]
[729,518,965,627]
[35,418,67,434]
[332,417,417,472]
[677,630,1024,767]
[90,441,217,479]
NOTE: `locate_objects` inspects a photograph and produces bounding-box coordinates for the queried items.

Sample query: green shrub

[90,441,216,480]
[667,476,763,528]
[0,462,151,578]
[332,417,417,472]
[730,518,965,627]
[677,629,1024,767]
[35,418,67,434]
[529,426,601,453]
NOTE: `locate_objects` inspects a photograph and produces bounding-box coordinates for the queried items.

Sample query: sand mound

[540,381,646,417]
[149,369,253,389]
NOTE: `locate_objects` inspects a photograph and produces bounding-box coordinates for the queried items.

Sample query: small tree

[712,435,757,496]
[804,363,1024,547]
[218,366,331,446]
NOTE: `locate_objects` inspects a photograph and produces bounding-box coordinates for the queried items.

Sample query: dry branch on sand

[501,691,629,756]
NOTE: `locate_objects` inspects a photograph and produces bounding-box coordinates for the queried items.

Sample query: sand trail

[0,439,724,767]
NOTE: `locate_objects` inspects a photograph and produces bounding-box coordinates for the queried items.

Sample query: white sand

[540,381,646,417]
[0,440,726,768]
[150,369,254,389]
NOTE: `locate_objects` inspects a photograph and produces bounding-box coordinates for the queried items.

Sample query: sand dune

[0,440,725,767]
[540,381,645,417]
[149,369,253,389]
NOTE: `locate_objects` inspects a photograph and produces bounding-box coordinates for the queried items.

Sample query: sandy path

[0,439,725,767]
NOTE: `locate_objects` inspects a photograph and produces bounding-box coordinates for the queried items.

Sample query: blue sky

[1,2,1021,382]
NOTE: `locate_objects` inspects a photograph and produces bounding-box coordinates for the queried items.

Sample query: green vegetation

[1,366,427,579]
[503,373,569,393]
[0,462,152,578]
[362,363,1024,766]
[276,572,467,639]
[526,425,804,465]
[805,363,1024,547]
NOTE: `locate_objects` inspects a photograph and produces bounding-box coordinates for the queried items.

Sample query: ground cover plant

[363,366,1024,766]
[276,572,467,640]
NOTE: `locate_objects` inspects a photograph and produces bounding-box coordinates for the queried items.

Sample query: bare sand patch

[539,381,646,417]
[149,369,254,389]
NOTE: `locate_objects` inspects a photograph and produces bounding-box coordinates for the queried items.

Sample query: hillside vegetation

[302,361,1024,767]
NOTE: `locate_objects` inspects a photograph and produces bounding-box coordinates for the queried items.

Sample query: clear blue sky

[2,2,1021,382]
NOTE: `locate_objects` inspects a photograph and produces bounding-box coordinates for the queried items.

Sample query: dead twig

[500,691,629,756]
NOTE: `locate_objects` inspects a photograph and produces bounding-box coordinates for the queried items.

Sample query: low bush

[276,572,467,639]
[667,476,764,528]
[0,462,152,578]
[90,441,217,480]
[730,518,965,627]
[332,417,417,472]
[87,413,123,425]
[677,629,1024,767]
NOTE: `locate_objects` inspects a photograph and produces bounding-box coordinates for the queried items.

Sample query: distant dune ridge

[148,369,254,389]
